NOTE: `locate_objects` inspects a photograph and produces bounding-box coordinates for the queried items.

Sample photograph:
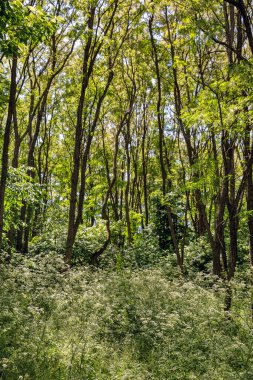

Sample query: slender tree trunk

[65,7,96,264]
[150,11,183,270]
[247,157,253,266]
[0,54,17,249]
[225,0,253,55]
[124,120,133,245]
[214,184,228,275]
[244,120,253,321]
[142,102,149,226]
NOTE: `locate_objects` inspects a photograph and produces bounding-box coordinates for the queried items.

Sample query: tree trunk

[0,54,17,249]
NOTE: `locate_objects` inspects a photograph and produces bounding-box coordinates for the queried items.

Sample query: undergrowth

[0,253,253,379]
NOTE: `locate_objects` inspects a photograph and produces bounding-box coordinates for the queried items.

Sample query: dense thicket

[1,0,253,377]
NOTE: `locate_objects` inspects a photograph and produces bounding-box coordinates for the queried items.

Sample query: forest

[1,0,253,378]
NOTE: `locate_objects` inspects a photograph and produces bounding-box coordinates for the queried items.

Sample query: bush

[184,236,212,275]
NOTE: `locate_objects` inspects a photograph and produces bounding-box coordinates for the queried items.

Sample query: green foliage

[119,229,162,269]
[6,167,42,204]
[184,236,212,274]
[1,255,253,379]
[4,167,42,234]
[72,222,110,264]
[0,0,56,56]
[151,192,185,251]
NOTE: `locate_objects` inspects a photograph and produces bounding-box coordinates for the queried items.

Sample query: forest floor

[1,253,253,380]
